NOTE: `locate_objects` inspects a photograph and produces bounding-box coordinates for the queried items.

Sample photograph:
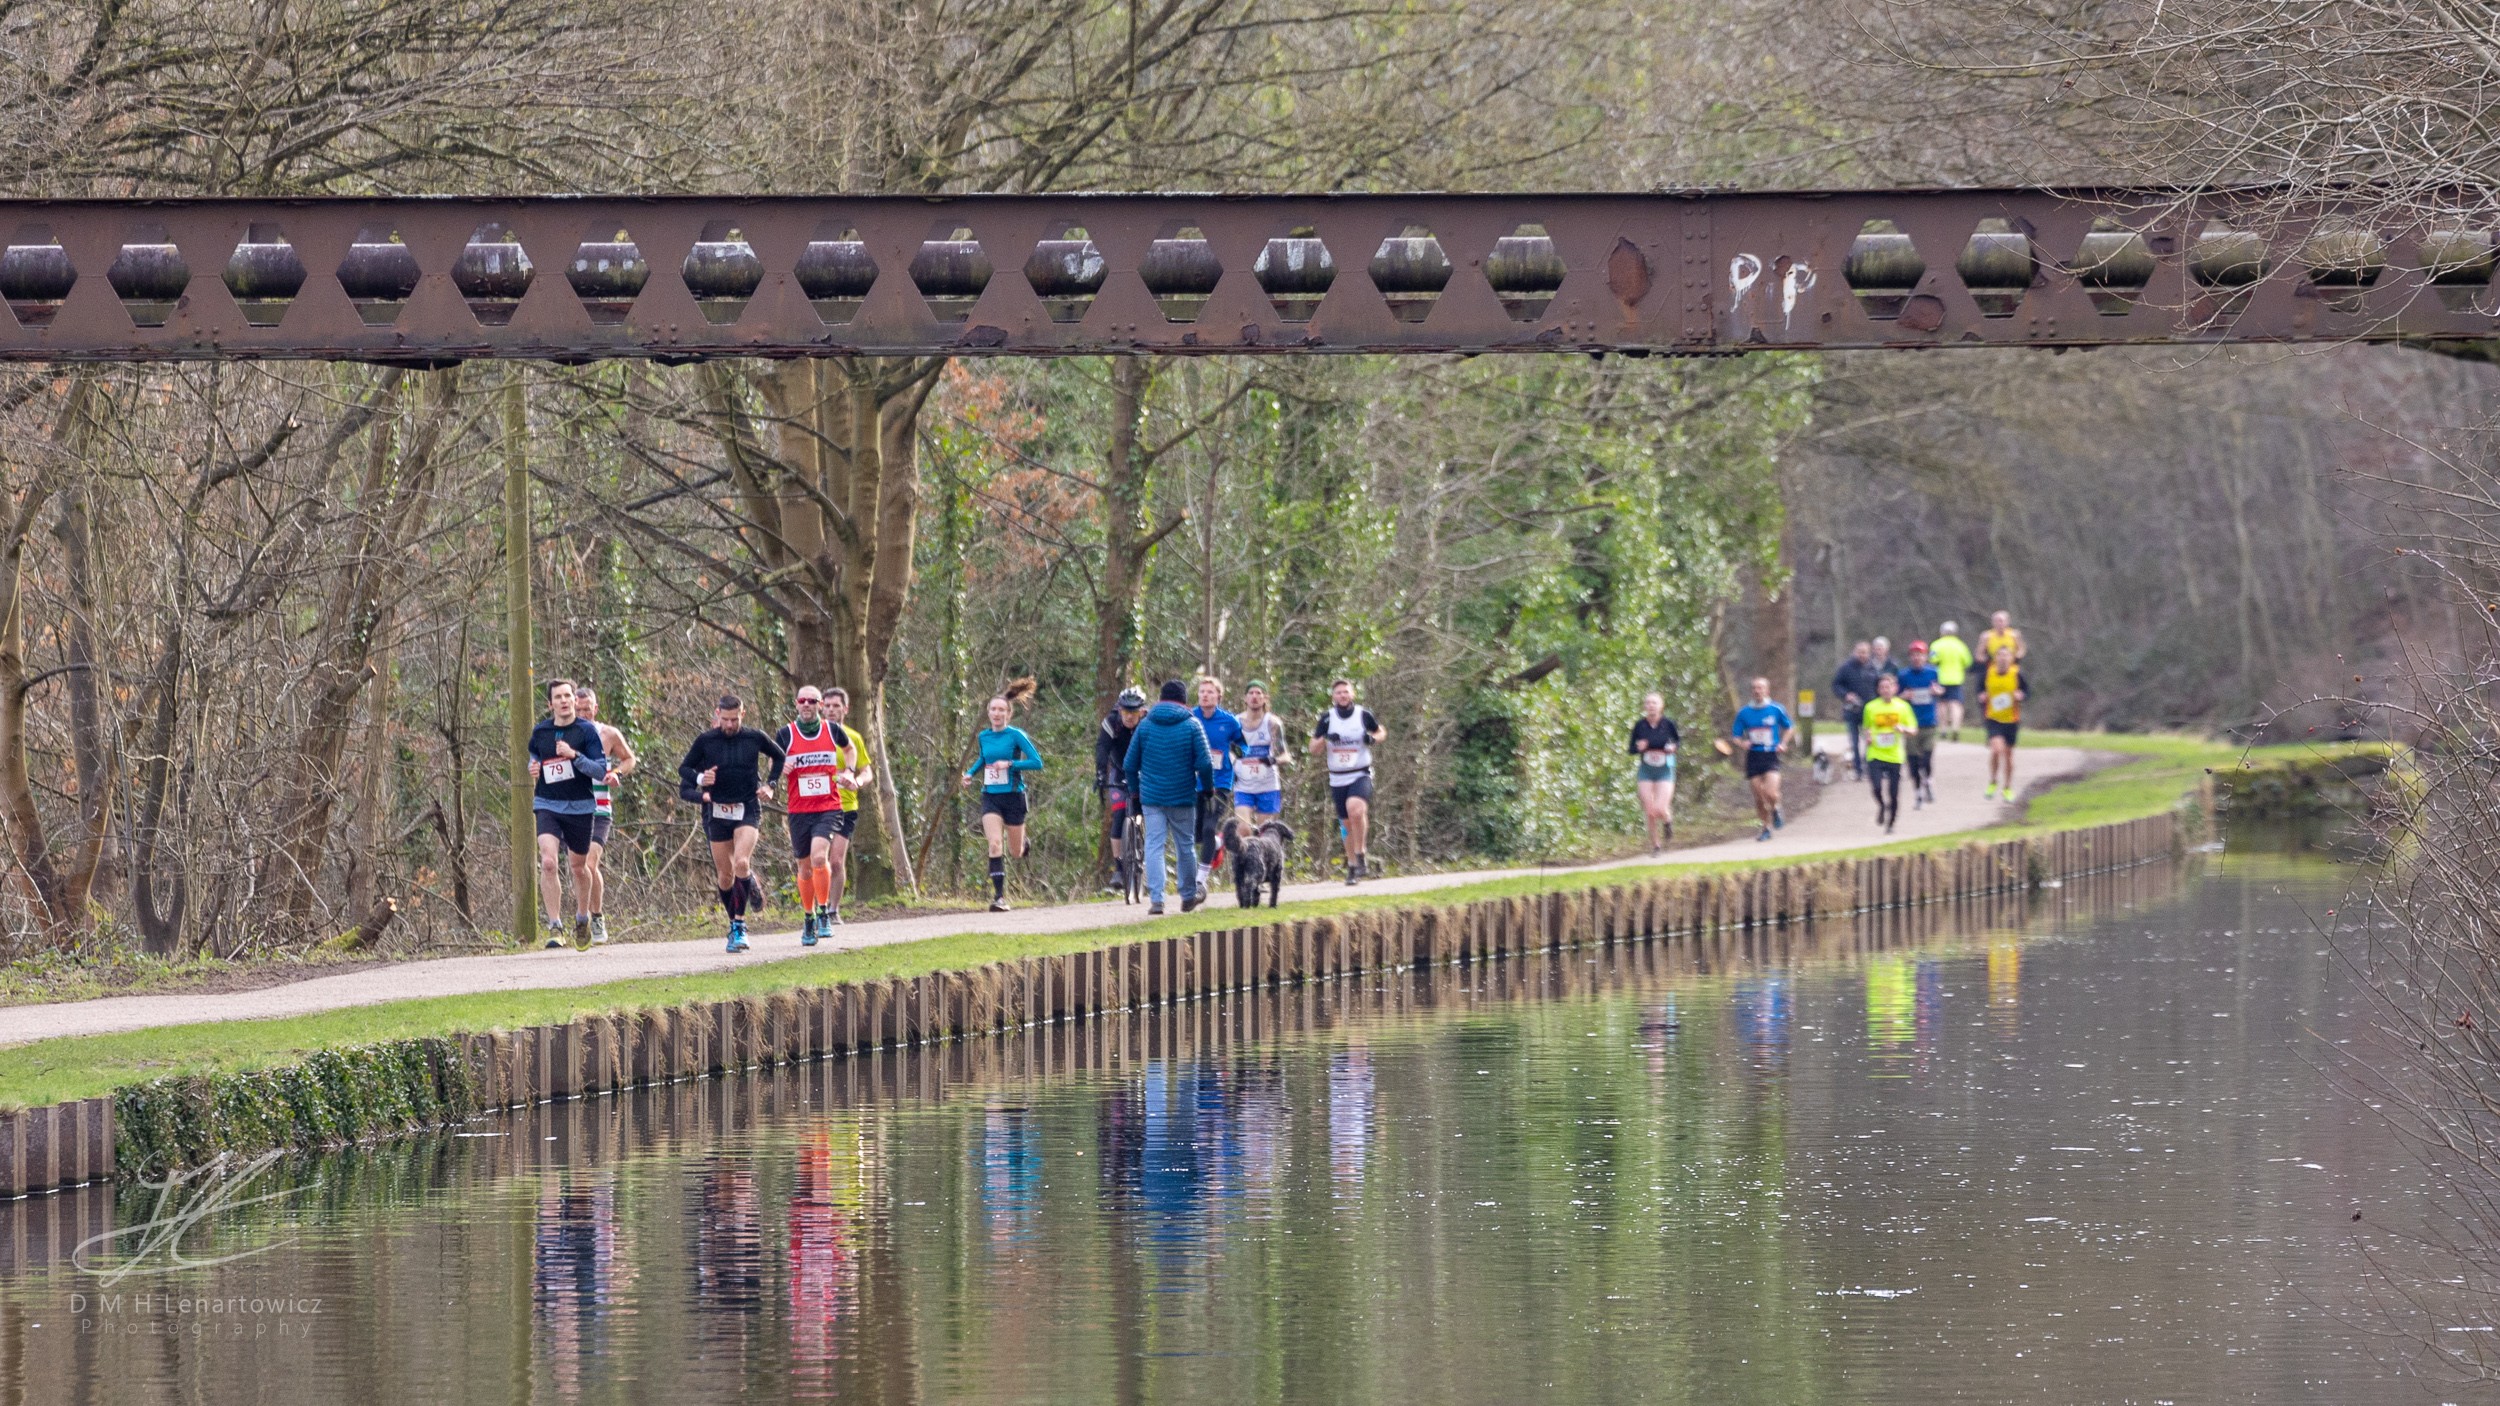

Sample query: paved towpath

[0,739,2093,1047]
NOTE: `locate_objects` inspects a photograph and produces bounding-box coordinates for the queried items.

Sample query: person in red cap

[1895,639,1943,807]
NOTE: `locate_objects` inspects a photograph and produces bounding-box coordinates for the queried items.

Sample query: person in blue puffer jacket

[1122,680,1215,915]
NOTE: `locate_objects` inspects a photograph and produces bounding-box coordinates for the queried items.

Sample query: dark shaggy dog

[1220,816,1293,908]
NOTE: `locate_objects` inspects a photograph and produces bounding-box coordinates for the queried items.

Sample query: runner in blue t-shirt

[1730,676,1793,842]
[1192,677,1243,868]
[1894,640,1943,808]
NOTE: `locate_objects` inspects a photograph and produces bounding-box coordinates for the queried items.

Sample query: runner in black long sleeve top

[676,694,786,952]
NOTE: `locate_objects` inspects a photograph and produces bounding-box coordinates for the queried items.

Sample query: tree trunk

[1093,356,1184,714]
[0,376,101,943]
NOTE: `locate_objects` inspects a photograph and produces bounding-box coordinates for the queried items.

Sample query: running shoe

[1757,827,1774,842]
[590,914,610,945]
[824,906,842,928]
[1182,893,1204,913]
[989,897,1011,913]
[1985,784,1999,800]
[800,913,819,947]
[542,921,565,950]
[1147,901,1165,916]
[1772,808,1786,829]
[571,915,591,950]
[726,919,749,954]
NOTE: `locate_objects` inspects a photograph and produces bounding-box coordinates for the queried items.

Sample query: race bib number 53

[983,760,1011,786]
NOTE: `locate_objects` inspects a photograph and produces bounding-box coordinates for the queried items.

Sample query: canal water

[0,849,2471,1403]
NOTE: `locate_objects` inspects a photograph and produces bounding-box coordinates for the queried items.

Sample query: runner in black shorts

[1312,678,1385,884]
[677,694,785,952]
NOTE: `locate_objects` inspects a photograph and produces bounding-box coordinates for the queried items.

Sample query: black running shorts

[1744,749,1781,778]
[1329,773,1373,818]
[1985,719,2021,746]
[788,807,855,858]
[981,790,1030,826]
[535,809,594,856]
[701,798,759,844]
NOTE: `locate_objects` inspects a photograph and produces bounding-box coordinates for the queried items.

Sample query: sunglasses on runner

[796,695,821,705]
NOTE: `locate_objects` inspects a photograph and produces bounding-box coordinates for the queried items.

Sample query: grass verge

[0,735,2369,1110]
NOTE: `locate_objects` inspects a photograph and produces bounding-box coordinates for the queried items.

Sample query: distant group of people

[1828,611,2033,831]
[521,618,2037,953]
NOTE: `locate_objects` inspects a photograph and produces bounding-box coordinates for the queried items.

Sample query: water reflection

[2,857,2444,1404]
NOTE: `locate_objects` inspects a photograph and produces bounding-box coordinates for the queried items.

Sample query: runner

[1860,674,1915,834]
[677,694,786,953]
[776,685,871,946]
[1093,686,1148,892]
[1627,692,1680,855]
[960,694,1043,913]
[1311,678,1385,884]
[1892,641,1941,807]
[1192,676,1242,870]
[1980,610,2026,667]
[570,686,637,946]
[1981,645,2030,801]
[1831,640,1882,780]
[1231,681,1290,826]
[1731,676,1793,842]
[1930,622,1974,741]
[528,679,611,950]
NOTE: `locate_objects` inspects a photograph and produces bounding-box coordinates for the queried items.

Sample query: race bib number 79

[539,757,574,783]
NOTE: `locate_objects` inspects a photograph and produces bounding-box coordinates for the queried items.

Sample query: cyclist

[1893,640,1941,806]
[1094,686,1147,891]
[676,694,785,953]
[570,685,637,945]
[1861,674,1916,833]
[1627,691,1680,855]
[961,694,1043,912]
[1731,676,1793,842]
[1981,644,2031,801]
[1311,678,1385,884]
[1930,622,1974,741]
[1232,680,1289,826]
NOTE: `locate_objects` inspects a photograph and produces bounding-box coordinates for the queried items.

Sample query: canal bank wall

[1,811,2185,1196]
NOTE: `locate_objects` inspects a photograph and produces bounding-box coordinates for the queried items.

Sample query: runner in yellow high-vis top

[1980,610,2025,668]
[1860,675,1916,833]
[1981,645,2030,801]
[1929,622,1974,741]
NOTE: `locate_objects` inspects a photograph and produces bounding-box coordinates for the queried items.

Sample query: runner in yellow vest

[1981,646,2030,802]
[1860,676,1917,833]
[1929,622,1974,741]
[1980,609,2025,668]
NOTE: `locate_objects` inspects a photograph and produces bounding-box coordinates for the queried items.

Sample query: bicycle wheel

[1123,814,1146,904]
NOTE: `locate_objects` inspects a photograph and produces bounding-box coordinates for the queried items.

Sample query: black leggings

[1906,740,1933,791]
[1867,759,1902,825]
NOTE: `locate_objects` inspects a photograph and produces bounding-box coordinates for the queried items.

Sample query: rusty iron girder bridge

[0,189,2491,362]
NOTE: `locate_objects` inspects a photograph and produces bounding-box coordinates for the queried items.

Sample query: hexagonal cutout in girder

[1024,224,1105,324]
[1371,226,1450,324]
[793,223,876,326]
[2421,228,2497,314]
[1253,228,1334,322]
[339,226,421,326]
[2,225,75,329]
[454,224,533,326]
[2069,218,2153,316]
[1140,224,1220,323]
[2298,225,2385,314]
[683,221,764,326]
[567,224,649,325]
[107,224,187,328]
[1955,218,2033,318]
[1486,223,1563,323]
[223,223,307,327]
[911,226,991,323]
[1844,220,1925,321]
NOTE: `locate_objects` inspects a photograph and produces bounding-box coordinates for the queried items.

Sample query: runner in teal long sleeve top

[959,697,1045,912]
[965,725,1044,791]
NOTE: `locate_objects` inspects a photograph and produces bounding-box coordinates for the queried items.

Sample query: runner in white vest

[1310,678,1385,885]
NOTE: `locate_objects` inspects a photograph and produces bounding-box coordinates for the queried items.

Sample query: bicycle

[1103,785,1146,904]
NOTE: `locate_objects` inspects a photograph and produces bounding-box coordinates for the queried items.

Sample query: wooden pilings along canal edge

[1,812,2183,1197]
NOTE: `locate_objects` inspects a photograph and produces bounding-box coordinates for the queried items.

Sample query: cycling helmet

[1116,686,1148,710]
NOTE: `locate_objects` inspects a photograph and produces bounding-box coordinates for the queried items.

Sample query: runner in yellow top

[1929,621,1974,741]
[1979,610,2025,667]
[1981,645,2030,801]
[1860,675,1917,833]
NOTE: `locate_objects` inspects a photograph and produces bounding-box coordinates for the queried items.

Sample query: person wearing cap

[1122,680,1215,915]
[1930,622,1974,741]
[1231,680,1290,826]
[1094,685,1149,890]
[1894,640,1943,807]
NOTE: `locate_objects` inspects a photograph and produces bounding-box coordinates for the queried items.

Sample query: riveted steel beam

[0,190,2491,362]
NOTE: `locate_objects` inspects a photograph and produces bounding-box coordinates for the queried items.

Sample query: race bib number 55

[797,774,832,797]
